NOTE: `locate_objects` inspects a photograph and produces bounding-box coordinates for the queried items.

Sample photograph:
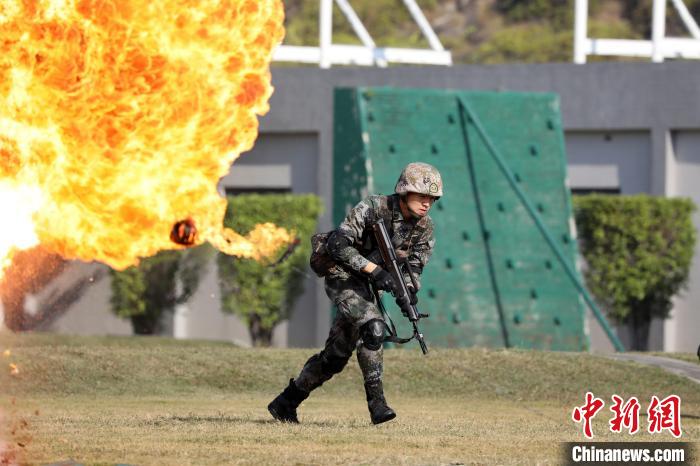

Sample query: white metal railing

[273,0,452,68]
[574,0,700,63]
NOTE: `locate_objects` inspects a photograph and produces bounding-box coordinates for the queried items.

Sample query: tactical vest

[309,194,429,277]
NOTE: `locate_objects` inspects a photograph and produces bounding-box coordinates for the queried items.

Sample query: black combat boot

[268,378,309,423]
[364,380,396,425]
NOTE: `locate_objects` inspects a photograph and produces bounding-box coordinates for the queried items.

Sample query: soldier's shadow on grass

[161,414,275,425]
[157,414,368,428]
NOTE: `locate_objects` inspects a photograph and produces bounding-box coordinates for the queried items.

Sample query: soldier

[268,162,442,425]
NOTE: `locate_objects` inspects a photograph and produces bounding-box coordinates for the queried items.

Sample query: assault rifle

[372,218,429,355]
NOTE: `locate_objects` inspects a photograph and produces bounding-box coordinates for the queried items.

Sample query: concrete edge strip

[602,354,700,385]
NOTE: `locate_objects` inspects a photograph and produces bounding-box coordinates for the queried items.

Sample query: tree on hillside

[281,0,688,64]
[623,0,700,37]
[283,0,438,48]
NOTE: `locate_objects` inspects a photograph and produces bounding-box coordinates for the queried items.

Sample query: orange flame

[0,0,288,273]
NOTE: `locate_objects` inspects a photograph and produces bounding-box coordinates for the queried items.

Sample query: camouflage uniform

[294,193,435,392]
[268,162,441,425]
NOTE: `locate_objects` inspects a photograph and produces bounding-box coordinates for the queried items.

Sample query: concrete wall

[565,131,651,194]
[42,63,699,352]
[666,131,700,353]
[259,63,700,352]
[33,263,131,336]
[564,130,669,352]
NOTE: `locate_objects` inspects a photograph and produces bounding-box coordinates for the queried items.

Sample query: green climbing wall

[333,87,588,351]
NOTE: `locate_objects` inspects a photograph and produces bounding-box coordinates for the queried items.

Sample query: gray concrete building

[12,62,700,353]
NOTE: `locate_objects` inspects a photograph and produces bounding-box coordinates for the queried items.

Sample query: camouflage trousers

[294,273,384,393]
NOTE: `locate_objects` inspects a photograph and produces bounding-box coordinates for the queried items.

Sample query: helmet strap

[398,194,421,220]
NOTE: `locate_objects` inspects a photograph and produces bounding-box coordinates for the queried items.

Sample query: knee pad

[320,352,349,375]
[360,319,386,351]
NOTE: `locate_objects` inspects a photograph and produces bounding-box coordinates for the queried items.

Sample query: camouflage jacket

[326,194,435,288]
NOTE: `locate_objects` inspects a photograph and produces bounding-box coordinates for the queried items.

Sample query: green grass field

[1,332,698,465]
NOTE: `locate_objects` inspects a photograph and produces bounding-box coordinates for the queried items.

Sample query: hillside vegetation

[282,0,700,63]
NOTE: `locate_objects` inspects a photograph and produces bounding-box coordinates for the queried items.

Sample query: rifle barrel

[373,219,429,355]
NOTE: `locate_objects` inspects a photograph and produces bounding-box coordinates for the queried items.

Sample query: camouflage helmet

[394,162,443,197]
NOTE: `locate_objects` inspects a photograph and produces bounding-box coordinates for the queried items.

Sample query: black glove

[395,294,411,316]
[371,266,397,293]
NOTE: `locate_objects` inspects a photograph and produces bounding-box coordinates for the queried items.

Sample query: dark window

[224,187,291,196]
[571,188,621,196]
